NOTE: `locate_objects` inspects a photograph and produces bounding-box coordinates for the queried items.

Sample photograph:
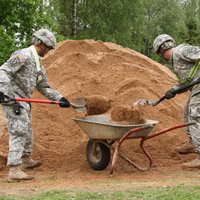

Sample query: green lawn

[1,185,200,200]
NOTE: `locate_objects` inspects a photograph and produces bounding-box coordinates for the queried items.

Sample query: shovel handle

[15,98,60,104]
[15,97,85,109]
[153,77,200,106]
[0,97,85,109]
[176,76,200,94]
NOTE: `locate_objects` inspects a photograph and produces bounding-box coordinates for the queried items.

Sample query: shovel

[134,76,200,106]
[133,96,165,106]
[1,96,86,112]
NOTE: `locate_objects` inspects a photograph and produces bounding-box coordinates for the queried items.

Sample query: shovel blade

[70,97,86,108]
[70,97,87,112]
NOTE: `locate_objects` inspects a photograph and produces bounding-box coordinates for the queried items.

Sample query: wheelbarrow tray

[73,114,159,140]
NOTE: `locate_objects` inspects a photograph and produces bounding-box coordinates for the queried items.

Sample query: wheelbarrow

[73,114,194,177]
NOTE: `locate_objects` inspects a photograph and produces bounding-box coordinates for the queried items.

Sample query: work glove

[165,86,180,100]
[59,97,71,108]
[0,91,5,101]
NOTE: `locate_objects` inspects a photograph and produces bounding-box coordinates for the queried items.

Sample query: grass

[0,185,200,200]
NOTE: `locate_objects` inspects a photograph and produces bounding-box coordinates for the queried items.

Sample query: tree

[77,0,142,47]
[71,0,78,38]
[137,0,187,58]
[0,26,16,65]
[47,0,76,39]
[1,0,200,65]
[0,0,56,64]
[181,0,200,45]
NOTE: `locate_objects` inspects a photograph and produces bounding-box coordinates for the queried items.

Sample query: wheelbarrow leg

[109,126,151,177]
[110,142,120,177]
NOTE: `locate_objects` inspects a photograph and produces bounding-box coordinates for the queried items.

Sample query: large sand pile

[0,40,189,173]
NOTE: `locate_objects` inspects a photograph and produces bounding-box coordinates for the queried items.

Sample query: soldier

[0,28,70,182]
[153,34,200,168]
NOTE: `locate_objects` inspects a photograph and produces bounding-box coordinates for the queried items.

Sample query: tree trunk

[71,0,77,38]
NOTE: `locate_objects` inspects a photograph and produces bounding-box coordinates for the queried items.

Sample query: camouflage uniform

[0,45,62,166]
[169,44,200,153]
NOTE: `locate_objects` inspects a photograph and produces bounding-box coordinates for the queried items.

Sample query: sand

[0,39,189,175]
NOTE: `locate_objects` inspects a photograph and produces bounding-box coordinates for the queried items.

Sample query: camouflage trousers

[185,91,200,153]
[2,104,32,166]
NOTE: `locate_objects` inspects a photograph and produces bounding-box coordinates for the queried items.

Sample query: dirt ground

[0,39,200,196]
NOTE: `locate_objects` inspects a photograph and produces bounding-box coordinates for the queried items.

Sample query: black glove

[59,97,71,108]
[165,87,177,99]
[0,92,5,101]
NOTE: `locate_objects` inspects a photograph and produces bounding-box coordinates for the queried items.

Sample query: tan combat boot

[182,154,200,168]
[21,155,42,171]
[175,138,195,154]
[7,165,35,183]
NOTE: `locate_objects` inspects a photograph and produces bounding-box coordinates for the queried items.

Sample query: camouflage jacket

[170,44,200,97]
[170,43,200,83]
[0,46,62,108]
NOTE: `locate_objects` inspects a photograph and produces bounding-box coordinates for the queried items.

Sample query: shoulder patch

[17,54,26,65]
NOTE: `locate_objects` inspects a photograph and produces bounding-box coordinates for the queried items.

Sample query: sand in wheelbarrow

[84,95,144,125]
[110,104,145,125]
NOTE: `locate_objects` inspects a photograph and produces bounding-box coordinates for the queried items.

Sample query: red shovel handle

[14,98,60,104]
[1,96,86,109]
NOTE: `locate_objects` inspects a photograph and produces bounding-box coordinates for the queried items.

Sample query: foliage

[0,0,56,64]
[0,26,16,64]
[139,0,187,58]
[46,0,73,38]
[1,0,200,65]
[77,0,142,47]
[181,0,200,45]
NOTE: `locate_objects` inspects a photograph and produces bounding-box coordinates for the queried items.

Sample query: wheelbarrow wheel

[86,139,110,171]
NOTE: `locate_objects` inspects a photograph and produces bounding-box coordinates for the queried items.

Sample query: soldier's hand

[0,92,5,101]
[165,87,177,99]
[59,97,71,108]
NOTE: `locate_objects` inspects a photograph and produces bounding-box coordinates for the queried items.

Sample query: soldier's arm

[0,54,25,94]
[36,70,62,101]
[0,69,11,94]
[183,45,200,62]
